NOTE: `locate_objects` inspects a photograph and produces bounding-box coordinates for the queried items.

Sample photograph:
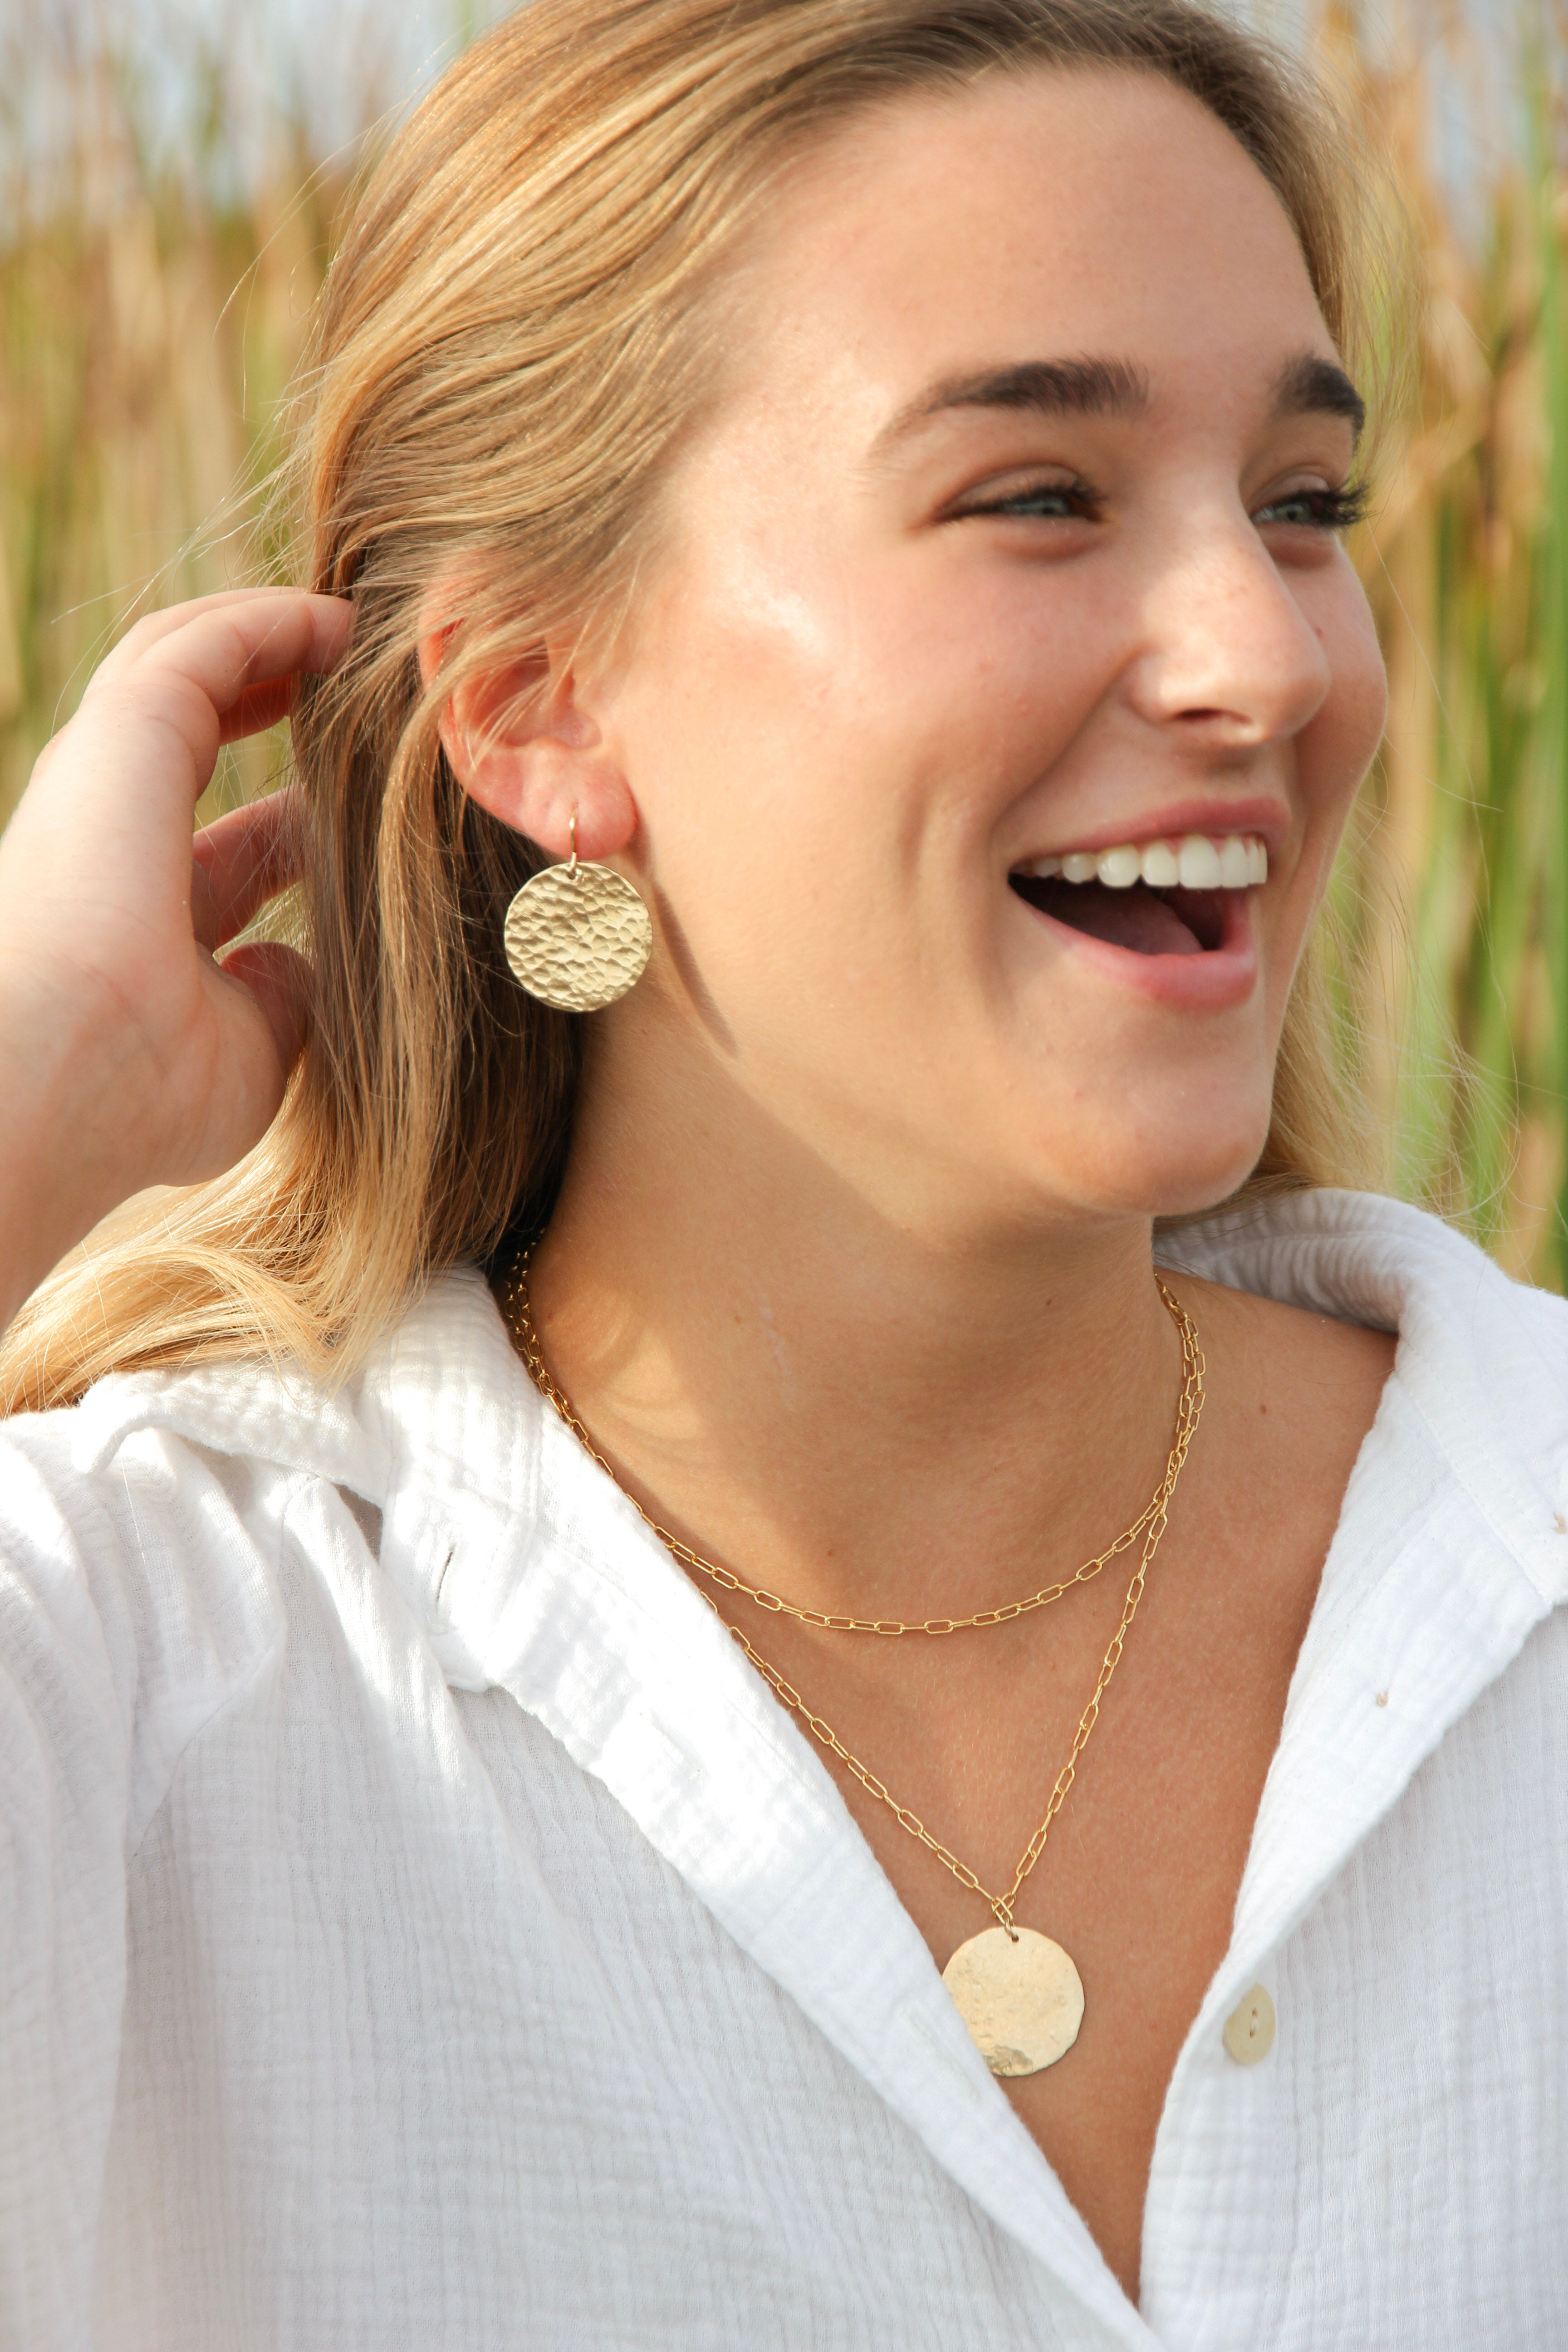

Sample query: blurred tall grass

[0,2,358,815]
[2,3,1566,1279]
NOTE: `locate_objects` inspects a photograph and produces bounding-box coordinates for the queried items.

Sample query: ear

[416,614,637,865]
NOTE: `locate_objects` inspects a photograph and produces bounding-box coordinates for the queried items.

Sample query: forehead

[725,65,1335,437]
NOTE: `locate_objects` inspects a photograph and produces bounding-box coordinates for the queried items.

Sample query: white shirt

[2,1188,1566,2351]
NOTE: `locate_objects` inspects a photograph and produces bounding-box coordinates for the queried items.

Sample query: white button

[1222,1983,1276,2065]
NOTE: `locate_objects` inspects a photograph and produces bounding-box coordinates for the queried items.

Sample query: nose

[1124,504,1333,750]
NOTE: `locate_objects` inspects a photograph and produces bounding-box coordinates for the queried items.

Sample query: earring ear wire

[501,803,652,1012]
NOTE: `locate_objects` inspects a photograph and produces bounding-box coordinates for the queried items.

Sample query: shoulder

[1152,1185,1568,1336]
[1161,1188,1568,1604]
[1159,1184,1568,1371]
[0,1262,541,1814]
[0,1256,519,1523]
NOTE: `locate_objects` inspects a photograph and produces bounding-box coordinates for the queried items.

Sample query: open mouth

[1009,833,1268,959]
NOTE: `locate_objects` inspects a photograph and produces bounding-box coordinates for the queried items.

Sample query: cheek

[617,552,840,828]
[1303,583,1387,831]
[609,550,889,1015]
[619,552,921,905]
[1265,592,1385,1009]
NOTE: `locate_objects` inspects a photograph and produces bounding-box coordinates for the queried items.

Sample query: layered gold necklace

[497,1246,1205,2080]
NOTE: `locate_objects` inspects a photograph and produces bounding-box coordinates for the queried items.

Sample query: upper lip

[1008,794,1291,867]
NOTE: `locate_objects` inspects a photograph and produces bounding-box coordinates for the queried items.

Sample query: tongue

[1016,877,1204,957]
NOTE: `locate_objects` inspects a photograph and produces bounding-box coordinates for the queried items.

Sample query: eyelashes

[1252,483,1371,533]
[956,478,1372,534]
[957,480,1100,523]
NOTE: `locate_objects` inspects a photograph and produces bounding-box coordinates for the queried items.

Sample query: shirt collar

[1142,1190,1568,2125]
[1157,1186,1568,1611]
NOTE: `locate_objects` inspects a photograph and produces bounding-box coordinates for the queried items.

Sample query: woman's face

[591,65,1387,1230]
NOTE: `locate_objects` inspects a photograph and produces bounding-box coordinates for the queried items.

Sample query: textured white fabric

[2,1190,1567,2350]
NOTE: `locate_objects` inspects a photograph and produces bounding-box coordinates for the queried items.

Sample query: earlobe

[497,741,641,867]
[416,620,639,864]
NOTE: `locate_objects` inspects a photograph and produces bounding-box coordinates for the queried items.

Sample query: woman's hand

[0,588,353,1333]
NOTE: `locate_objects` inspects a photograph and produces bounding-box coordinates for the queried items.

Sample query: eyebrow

[869,356,1150,462]
[867,346,1366,461]
[1273,351,1366,445]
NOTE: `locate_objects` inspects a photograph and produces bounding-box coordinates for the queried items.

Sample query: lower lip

[1017,886,1260,1010]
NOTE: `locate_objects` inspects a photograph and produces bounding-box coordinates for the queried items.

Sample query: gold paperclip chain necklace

[499,1247,1203,1645]
[497,1246,1205,2078]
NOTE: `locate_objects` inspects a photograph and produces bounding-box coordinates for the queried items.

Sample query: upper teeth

[1017,833,1269,890]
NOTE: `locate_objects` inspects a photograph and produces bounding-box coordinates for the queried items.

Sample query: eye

[1254,483,1369,533]
[949,476,1101,524]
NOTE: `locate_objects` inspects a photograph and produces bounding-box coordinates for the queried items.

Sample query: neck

[528,1020,1190,1624]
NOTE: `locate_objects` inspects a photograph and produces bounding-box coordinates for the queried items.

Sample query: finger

[92,593,353,724]
[191,789,304,948]
[92,588,343,691]
[181,938,314,1179]
[216,677,295,745]
[191,857,220,953]
[214,940,313,1089]
[65,598,352,835]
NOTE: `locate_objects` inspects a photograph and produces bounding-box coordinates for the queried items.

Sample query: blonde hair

[3,0,1388,1413]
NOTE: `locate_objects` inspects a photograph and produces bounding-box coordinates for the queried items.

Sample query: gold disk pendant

[941,1926,1085,2078]
[502,862,653,1012]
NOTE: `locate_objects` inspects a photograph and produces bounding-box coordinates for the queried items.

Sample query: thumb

[216,937,314,1091]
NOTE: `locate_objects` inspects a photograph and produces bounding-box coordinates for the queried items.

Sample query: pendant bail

[992,1897,1020,1942]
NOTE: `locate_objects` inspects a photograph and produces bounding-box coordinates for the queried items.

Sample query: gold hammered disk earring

[502,810,653,1012]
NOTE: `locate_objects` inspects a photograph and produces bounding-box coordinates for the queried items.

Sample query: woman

[1,0,1563,2342]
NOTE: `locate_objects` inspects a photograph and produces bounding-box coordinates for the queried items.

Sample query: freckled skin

[586,70,1387,1230]
[486,68,1399,2304]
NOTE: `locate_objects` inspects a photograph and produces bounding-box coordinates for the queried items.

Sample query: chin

[1023,1092,1275,1224]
